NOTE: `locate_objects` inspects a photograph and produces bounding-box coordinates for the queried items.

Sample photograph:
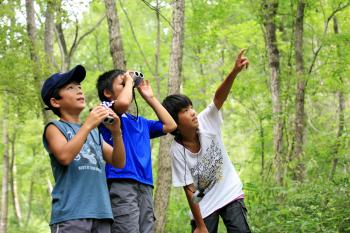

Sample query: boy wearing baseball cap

[41,65,125,233]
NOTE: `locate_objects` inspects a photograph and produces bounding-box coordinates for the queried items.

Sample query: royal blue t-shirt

[99,113,165,186]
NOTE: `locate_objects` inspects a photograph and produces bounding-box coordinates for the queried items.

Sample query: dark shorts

[108,179,155,233]
[191,199,251,233]
[50,219,111,233]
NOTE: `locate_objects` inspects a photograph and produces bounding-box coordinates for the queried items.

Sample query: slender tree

[154,0,185,232]
[0,96,9,233]
[294,0,306,181]
[56,2,105,71]
[329,16,345,181]
[104,0,126,69]
[10,129,22,224]
[261,0,284,185]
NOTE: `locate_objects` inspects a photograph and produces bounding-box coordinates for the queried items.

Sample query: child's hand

[103,109,122,136]
[123,70,135,86]
[85,106,110,130]
[194,226,209,233]
[137,80,154,100]
[233,49,249,74]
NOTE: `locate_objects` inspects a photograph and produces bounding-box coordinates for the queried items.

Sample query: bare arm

[213,49,249,110]
[138,80,177,133]
[113,72,134,114]
[45,106,110,166]
[102,110,126,168]
[184,184,209,233]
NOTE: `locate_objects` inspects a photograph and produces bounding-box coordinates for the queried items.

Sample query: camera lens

[104,116,114,124]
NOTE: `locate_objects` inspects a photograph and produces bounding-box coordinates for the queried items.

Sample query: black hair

[48,87,62,117]
[162,94,193,137]
[96,69,125,102]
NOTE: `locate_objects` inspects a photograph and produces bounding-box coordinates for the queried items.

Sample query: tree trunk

[10,130,22,224]
[259,117,265,176]
[155,0,161,99]
[329,16,345,181]
[26,0,49,122]
[294,0,306,181]
[25,180,34,227]
[104,0,126,69]
[154,1,185,232]
[262,0,284,185]
[44,0,56,72]
[0,96,9,233]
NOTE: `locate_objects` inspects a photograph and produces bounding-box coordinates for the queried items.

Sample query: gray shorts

[191,199,251,233]
[108,179,155,233]
[50,219,111,233]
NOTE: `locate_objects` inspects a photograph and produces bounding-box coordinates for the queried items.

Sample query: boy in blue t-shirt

[96,69,177,233]
[41,65,125,233]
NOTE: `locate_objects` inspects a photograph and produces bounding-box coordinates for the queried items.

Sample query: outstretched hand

[233,49,249,74]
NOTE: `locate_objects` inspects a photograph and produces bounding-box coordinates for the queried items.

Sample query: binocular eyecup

[130,71,144,88]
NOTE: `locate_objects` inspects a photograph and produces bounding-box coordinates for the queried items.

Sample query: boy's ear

[103,89,113,100]
[50,98,60,108]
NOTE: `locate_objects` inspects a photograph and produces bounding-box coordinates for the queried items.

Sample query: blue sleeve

[147,120,166,139]
[98,124,113,146]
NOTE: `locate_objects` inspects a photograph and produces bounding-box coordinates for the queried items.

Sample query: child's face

[55,82,85,111]
[109,74,125,100]
[177,105,199,132]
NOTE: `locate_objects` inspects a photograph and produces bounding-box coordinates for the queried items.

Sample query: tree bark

[44,0,56,72]
[26,0,50,123]
[259,117,265,176]
[10,130,22,224]
[0,95,9,233]
[25,180,34,227]
[294,0,306,181]
[155,0,161,99]
[329,16,345,181]
[104,0,126,69]
[262,0,284,185]
[154,1,185,232]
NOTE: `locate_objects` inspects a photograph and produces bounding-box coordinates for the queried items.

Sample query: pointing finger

[238,49,246,58]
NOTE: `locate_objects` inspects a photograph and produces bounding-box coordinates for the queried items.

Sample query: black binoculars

[130,71,144,87]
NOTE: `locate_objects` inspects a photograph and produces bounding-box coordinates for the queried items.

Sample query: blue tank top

[43,120,113,225]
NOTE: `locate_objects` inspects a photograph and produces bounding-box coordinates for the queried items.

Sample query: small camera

[103,116,114,124]
[191,190,205,203]
[100,101,115,124]
[130,71,144,88]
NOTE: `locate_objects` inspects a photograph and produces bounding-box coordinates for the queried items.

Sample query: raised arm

[213,49,249,110]
[102,109,125,168]
[138,80,177,133]
[113,71,134,114]
[45,106,111,166]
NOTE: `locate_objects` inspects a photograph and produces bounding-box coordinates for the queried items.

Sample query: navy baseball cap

[41,65,86,109]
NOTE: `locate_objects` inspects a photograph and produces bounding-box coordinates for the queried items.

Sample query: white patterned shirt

[171,103,244,219]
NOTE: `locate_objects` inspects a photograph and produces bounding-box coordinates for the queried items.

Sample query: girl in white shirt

[162,50,251,233]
